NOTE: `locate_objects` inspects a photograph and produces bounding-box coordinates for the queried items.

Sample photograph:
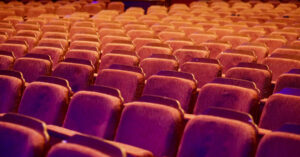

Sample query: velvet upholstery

[201,40,231,59]
[53,61,94,92]
[115,102,184,157]
[132,37,161,51]
[63,89,123,140]
[189,32,218,45]
[221,34,251,48]
[99,53,138,71]
[0,114,48,157]
[226,65,272,97]
[262,54,300,81]
[194,80,259,115]
[140,57,178,79]
[0,43,27,58]
[0,51,14,70]
[259,92,300,130]
[13,56,52,83]
[180,59,222,88]
[0,71,24,113]
[236,42,268,63]
[101,42,135,55]
[164,39,194,51]
[217,49,256,73]
[274,71,300,93]
[256,130,300,157]
[30,46,63,66]
[137,44,172,60]
[65,50,100,68]
[95,67,144,103]
[174,46,209,65]
[255,35,287,53]
[143,72,197,113]
[177,115,257,157]
[18,81,70,125]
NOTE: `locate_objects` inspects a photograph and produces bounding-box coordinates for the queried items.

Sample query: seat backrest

[95,64,144,103]
[13,53,52,82]
[180,58,222,88]
[52,58,94,92]
[256,124,300,157]
[140,54,179,79]
[0,70,24,112]
[115,101,184,157]
[63,85,123,140]
[0,113,49,157]
[18,76,71,125]
[274,69,300,93]
[226,62,272,97]
[177,108,257,157]
[259,88,300,130]
[143,70,197,113]
[194,77,260,116]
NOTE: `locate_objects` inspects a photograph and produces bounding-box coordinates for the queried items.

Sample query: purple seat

[0,50,15,70]
[177,107,257,157]
[0,113,49,157]
[99,50,138,72]
[47,134,125,157]
[226,62,272,97]
[65,49,100,69]
[216,49,257,73]
[180,58,222,88]
[142,70,197,113]
[30,46,64,67]
[273,69,300,93]
[173,45,209,65]
[259,88,300,130]
[95,64,144,103]
[13,53,52,82]
[115,97,184,157]
[194,78,260,117]
[18,76,71,125]
[0,70,24,113]
[262,53,300,82]
[63,85,123,140]
[53,58,95,92]
[0,40,28,58]
[256,124,300,157]
[140,54,179,79]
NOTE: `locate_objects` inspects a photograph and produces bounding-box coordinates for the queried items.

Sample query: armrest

[47,125,80,145]
[106,141,154,157]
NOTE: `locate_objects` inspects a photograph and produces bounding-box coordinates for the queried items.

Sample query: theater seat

[0,50,14,70]
[194,78,260,117]
[259,88,300,130]
[63,85,123,140]
[18,76,71,125]
[143,71,197,113]
[180,58,222,88]
[177,107,257,157]
[140,54,178,79]
[53,58,95,92]
[95,64,144,103]
[0,113,49,157]
[226,62,272,97]
[115,96,184,157]
[256,124,300,157]
[0,70,24,113]
[274,69,300,93]
[13,53,52,82]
